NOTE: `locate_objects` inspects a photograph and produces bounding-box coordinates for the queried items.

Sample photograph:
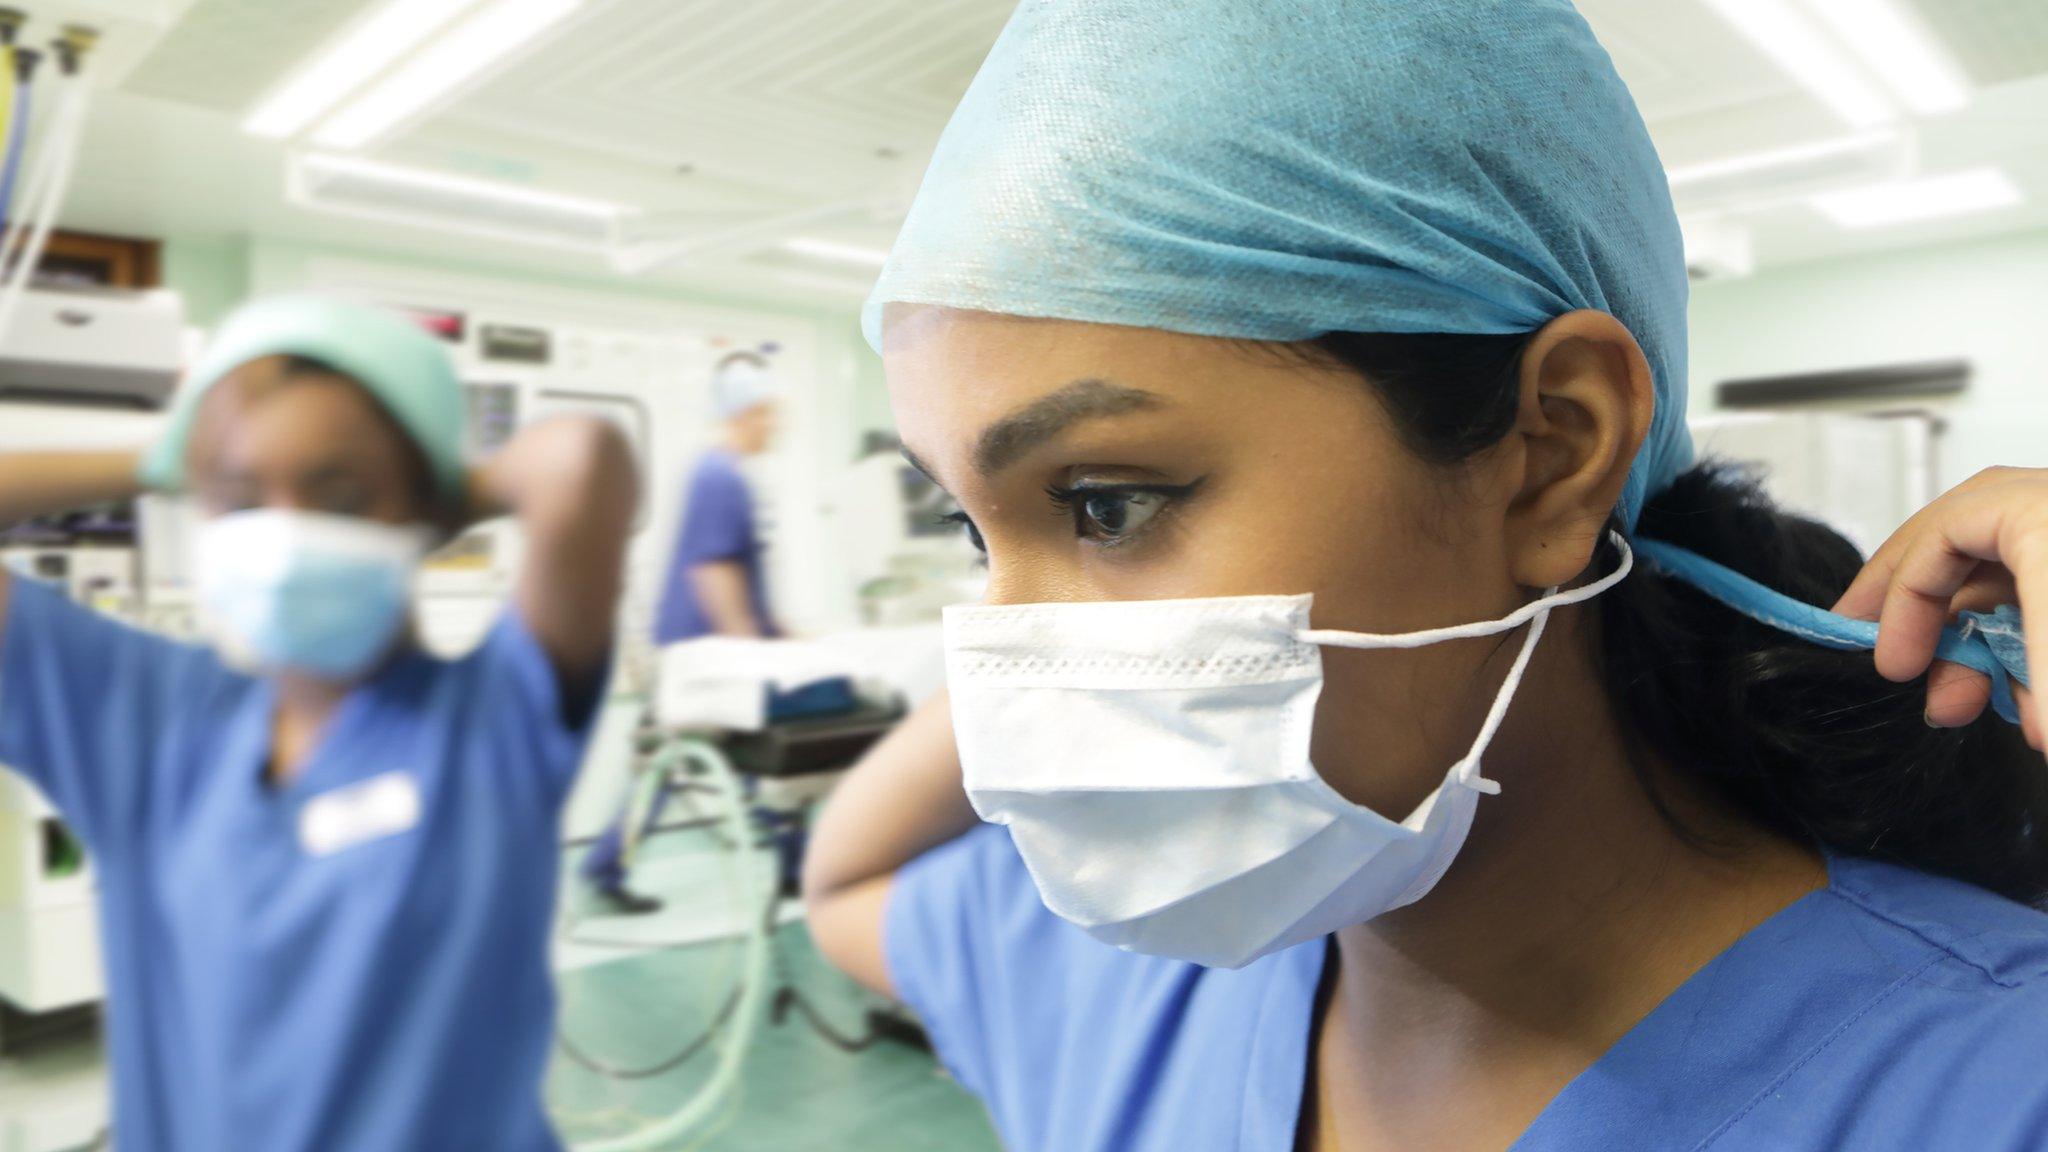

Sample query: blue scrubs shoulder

[0,576,598,1152]
[888,823,2048,1152]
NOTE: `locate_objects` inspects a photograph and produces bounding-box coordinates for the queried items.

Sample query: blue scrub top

[0,576,599,1152]
[889,823,2048,1152]
[653,448,773,644]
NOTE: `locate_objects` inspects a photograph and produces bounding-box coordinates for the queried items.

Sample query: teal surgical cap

[863,0,1694,528]
[142,295,466,496]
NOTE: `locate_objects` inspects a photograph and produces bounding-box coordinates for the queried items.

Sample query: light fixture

[312,0,583,150]
[1697,0,1895,127]
[784,237,891,267]
[1801,0,1970,115]
[296,152,623,217]
[287,152,628,253]
[1810,168,2022,228]
[1665,129,1897,189]
[244,0,483,139]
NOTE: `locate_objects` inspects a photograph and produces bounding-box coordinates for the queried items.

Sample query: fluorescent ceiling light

[1801,0,1970,115]
[244,0,482,139]
[298,152,624,218]
[785,237,891,267]
[1698,0,1895,127]
[1666,129,1896,188]
[1810,168,2022,227]
[312,0,582,150]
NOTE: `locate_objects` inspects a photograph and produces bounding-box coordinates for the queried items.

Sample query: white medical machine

[830,449,985,627]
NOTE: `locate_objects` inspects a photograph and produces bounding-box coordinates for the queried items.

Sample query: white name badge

[298,771,423,858]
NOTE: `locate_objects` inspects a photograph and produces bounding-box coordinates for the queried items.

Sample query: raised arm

[0,449,147,645]
[468,417,640,711]
[801,687,983,994]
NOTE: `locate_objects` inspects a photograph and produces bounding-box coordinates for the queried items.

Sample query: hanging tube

[570,737,772,1152]
[0,71,89,343]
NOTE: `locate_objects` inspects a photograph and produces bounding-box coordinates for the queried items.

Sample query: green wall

[1688,225,2048,484]
[159,234,250,329]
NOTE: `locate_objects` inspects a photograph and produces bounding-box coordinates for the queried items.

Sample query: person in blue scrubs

[802,3,2048,1150]
[580,351,781,914]
[651,351,781,646]
[0,295,638,1151]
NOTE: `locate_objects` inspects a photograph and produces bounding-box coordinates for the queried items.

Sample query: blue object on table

[767,676,860,721]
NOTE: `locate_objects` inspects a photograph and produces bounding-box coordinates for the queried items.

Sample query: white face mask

[942,533,1634,969]
[194,509,432,681]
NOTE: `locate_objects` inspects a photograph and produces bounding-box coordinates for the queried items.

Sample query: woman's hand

[1832,467,2047,750]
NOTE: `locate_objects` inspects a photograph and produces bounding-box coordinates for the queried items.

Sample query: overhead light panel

[312,0,583,150]
[1665,129,1898,189]
[296,152,623,217]
[1697,0,1895,127]
[1810,168,2022,228]
[245,0,483,139]
[784,237,891,267]
[1801,0,1970,115]
[288,152,628,253]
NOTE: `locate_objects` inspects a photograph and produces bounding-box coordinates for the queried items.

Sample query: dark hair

[1307,331,2048,904]
[192,353,440,515]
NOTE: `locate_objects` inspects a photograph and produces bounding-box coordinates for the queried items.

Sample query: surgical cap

[865,0,1693,526]
[713,356,782,419]
[142,294,466,495]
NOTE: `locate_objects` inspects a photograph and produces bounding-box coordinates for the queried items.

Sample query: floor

[548,825,1001,1152]
[0,809,1001,1152]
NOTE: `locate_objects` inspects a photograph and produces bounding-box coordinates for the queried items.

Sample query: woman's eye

[1072,489,1166,541]
[941,511,986,553]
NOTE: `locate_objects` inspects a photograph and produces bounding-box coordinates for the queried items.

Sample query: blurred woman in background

[0,295,637,1151]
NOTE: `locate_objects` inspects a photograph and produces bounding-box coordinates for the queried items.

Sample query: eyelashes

[939,509,986,554]
[938,476,1206,556]
[1045,479,1202,547]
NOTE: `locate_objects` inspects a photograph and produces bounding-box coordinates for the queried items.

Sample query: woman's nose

[979,554,1087,608]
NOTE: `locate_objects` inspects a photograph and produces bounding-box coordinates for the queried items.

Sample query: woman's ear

[1502,310,1654,588]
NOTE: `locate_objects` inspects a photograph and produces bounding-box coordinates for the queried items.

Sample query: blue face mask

[194,509,431,681]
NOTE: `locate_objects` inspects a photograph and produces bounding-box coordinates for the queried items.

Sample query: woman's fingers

[1873,479,2048,690]
[1923,660,1990,728]
[1833,467,2017,623]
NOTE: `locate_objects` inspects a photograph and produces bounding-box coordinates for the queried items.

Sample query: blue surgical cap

[142,294,466,496]
[865,0,1694,527]
[713,356,783,419]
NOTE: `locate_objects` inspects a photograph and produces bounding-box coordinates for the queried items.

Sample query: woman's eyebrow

[972,379,1165,478]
